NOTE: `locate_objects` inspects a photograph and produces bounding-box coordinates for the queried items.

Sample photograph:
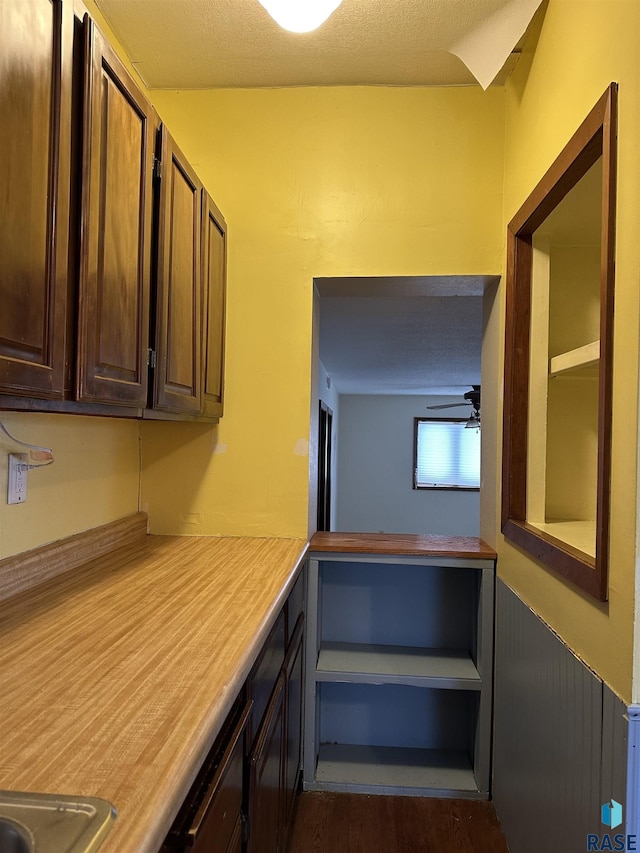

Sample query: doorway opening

[309,275,498,537]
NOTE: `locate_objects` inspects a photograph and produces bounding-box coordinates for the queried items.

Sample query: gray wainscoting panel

[493,580,605,853]
[601,688,628,818]
[626,706,640,837]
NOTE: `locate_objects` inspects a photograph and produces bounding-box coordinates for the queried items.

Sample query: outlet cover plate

[8,452,28,504]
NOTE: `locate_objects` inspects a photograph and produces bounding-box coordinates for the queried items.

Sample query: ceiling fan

[427,385,481,429]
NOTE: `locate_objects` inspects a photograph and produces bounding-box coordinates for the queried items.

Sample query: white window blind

[414,419,480,489]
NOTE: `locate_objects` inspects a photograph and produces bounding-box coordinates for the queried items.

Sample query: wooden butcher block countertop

[309,531,497,560]
[0,514,307,853]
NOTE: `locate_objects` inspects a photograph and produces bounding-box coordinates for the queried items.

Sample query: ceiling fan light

[257,0,343,33]
[465,412,481,430]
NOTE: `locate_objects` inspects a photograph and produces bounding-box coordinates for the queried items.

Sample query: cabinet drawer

[286,570,305,645]
[247,609,285,747]
[188,718,245,853]
[162,697,251,852]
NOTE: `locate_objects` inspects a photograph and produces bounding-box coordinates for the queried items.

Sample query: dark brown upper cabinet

[151,126,202,415]
[0,0,73,399]
[201,192,227,419]
[502,83,617,601]
[1,6,228,422]
[76,15,156,407]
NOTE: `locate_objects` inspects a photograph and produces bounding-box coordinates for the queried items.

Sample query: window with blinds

[414,418,481,490]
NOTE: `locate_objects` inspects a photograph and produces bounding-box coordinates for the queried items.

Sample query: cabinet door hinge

[147,348,156,368]
[152,155,162,180]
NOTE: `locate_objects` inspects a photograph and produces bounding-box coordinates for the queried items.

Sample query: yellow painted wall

[140,86,505,537]
[481,0,640,701]
[0,413,140,560]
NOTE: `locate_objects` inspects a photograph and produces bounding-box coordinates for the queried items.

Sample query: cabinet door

[225,814,243,853]
[76,17,154,406]
[283,614,304,837]
[0,0,72,399]
[152,126,202,414]
[200,191,227,419]
[248,672,285,853]
[247,609,286,749]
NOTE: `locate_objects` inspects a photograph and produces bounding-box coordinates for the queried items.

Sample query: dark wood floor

[287,792,510,853]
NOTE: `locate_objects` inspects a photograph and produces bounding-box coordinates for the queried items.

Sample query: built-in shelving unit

[524,163,603,569]
[303,533,496,799]
[502,83,617,601]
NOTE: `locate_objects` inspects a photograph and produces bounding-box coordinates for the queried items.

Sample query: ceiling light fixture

[257,0,343,33]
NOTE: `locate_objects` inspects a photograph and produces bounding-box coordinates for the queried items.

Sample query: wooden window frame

[501,83,617,602]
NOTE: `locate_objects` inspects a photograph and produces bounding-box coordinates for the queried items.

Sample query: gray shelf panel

[316,642,481,690]
[311,743,482,797]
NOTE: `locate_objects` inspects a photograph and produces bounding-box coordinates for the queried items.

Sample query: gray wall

[493,579,628,851]
[335,394,480,535]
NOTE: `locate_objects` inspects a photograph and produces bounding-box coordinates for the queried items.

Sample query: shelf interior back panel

[319,682,478,752]
[320,561,477,649]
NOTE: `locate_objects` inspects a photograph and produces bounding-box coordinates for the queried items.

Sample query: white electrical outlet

[8,453,28,504]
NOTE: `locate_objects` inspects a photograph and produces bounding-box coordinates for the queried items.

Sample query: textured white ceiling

[95,0,542,89]
[317,276,496,395]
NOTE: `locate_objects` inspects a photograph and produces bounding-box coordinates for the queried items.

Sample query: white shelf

[549,340,599,377]
[313,743,479,796]
[316,643,481,690]
[528,519,596,558]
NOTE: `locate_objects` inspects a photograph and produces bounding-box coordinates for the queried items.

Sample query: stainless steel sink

[0,817,33,853]
[0,791,116,853]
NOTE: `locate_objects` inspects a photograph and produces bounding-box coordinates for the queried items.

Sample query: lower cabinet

[162,572,304,852]
[246,612,305,853]
[283,615,304,838]
[247,672,286,853]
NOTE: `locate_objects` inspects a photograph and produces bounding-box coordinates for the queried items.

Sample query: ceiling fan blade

[426,402,472,410]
